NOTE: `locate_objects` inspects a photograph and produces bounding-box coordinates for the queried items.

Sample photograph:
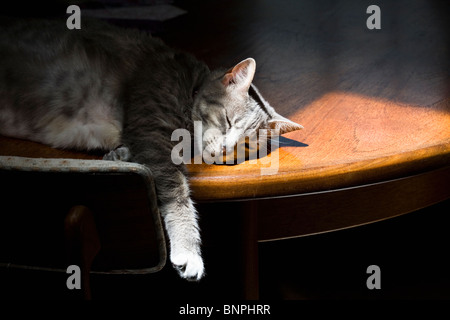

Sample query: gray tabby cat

[0,19,302,280]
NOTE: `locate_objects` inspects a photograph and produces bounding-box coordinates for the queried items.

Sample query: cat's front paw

[171,251,204,281]
[103,145,131,161]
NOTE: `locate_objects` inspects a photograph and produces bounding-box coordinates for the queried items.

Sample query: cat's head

[192,58,303,164]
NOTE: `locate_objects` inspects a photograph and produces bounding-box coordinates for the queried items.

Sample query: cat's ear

[268,114,303,135]
[222,58,256,92]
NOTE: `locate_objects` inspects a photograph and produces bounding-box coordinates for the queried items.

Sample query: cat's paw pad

[171,251,204,281]
[103,145,131,161]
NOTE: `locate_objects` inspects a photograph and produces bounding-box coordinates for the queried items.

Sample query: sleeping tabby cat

[0,18,302,280]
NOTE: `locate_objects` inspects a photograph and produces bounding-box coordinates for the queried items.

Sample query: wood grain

[256,166,450,241]
[160,0,450,201]
[187,96,450,200]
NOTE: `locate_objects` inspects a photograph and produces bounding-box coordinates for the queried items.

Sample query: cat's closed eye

[225,113,232,128]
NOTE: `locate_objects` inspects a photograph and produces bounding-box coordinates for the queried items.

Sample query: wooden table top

[187,96,450,201]
[1,0,449,202]
[166,0,450,201]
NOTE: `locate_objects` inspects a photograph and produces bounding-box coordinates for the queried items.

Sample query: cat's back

[0,18,156,150]
[0,18,208,151]
[0,18,154,73]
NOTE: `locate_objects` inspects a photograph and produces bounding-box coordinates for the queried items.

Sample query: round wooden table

[158,0,450,238]
[165,0,450,298]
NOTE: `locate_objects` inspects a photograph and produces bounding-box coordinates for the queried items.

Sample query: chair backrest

[0,156,166,275]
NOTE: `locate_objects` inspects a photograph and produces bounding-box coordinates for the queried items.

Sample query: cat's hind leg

[103,145,132,161]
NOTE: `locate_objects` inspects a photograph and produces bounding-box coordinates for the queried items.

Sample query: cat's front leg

[159,173,204,281]
[103,145,132,161]
[156,169,204,281]
[106,136,204,280]
[122,148,204,281]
